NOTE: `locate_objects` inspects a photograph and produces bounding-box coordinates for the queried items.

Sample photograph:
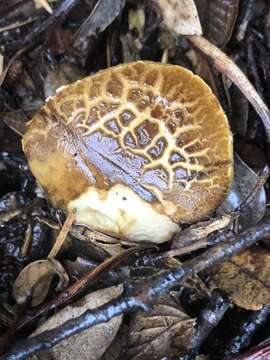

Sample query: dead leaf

[153,0,202,35]
[13,259,69,306]
[230,82,249,139]
[73,0,126,58]
[2,109,37,137]
[101,325,127,360]
[210,247,270,310]
[172,215,232,251]
[31,285,123,360]
[218,154,266,229]
[125,294,195,359]
[195,0,239,47]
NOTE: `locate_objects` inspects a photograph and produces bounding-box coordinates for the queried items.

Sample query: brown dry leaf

[126,294,195,359]
[31,285,123,360]
[153,0,202,35]
[210,247,270,310]
[13,259,69,306]
[195,0,239,47]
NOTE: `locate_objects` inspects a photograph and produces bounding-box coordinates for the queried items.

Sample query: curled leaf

[31,285,123,360]
[73,0,126,57]
[195,0,239,47]
[218,154,266,229]
[126,295,195,359]
[13,259,69,306]
[210,247,270,310]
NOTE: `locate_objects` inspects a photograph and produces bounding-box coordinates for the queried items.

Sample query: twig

[5,0,79,53]
[191,290,230,356]
[0,46,30,87]
[0,209,21,225]
[236,165,270,212]
[0,246,142,354]
[223,306,270,358]
[21,224,32,257]
[236,0,255,42]
[16,246,147,331]
[0,18,37,33]
[171,215,233,252]
[186,36,270,141]
[247,34,264,97]
[232,338,270,360]
[2,217,270,360]
[47,210,76,259]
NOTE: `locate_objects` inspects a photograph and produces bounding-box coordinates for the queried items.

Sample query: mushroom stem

[186,35,270,141]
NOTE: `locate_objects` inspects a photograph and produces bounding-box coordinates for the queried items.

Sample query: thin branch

[236,0,255,41]
[0,18,37,33]
[224,305,270,358]
[47,210,76,259]
[232,338,270,360]
[186,35,270,141]
[191,290,230,356]
[16,246,146,330]
[2,217,270,360]
[236,165,270,211]
[0,46,30,87]
[5,0,80,53]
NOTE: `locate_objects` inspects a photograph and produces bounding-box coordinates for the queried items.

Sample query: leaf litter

[13,258,69,306]
[30,285,123,360]
[210,247,270,310]
[1,0,270,360]
[126,294,195,359]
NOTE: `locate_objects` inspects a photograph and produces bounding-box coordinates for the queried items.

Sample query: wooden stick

[47,211,76,259]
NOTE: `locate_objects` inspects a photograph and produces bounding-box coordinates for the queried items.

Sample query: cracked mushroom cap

[22,61,233,243]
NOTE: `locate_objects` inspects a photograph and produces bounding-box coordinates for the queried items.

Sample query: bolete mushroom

[22,61,233,244]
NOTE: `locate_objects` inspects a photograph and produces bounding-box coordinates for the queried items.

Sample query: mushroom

[22,61,233,244]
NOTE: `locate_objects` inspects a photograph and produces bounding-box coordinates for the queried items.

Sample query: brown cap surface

[22,61,233,240]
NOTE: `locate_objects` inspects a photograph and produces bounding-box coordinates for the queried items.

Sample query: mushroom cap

[22,61,233,243]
